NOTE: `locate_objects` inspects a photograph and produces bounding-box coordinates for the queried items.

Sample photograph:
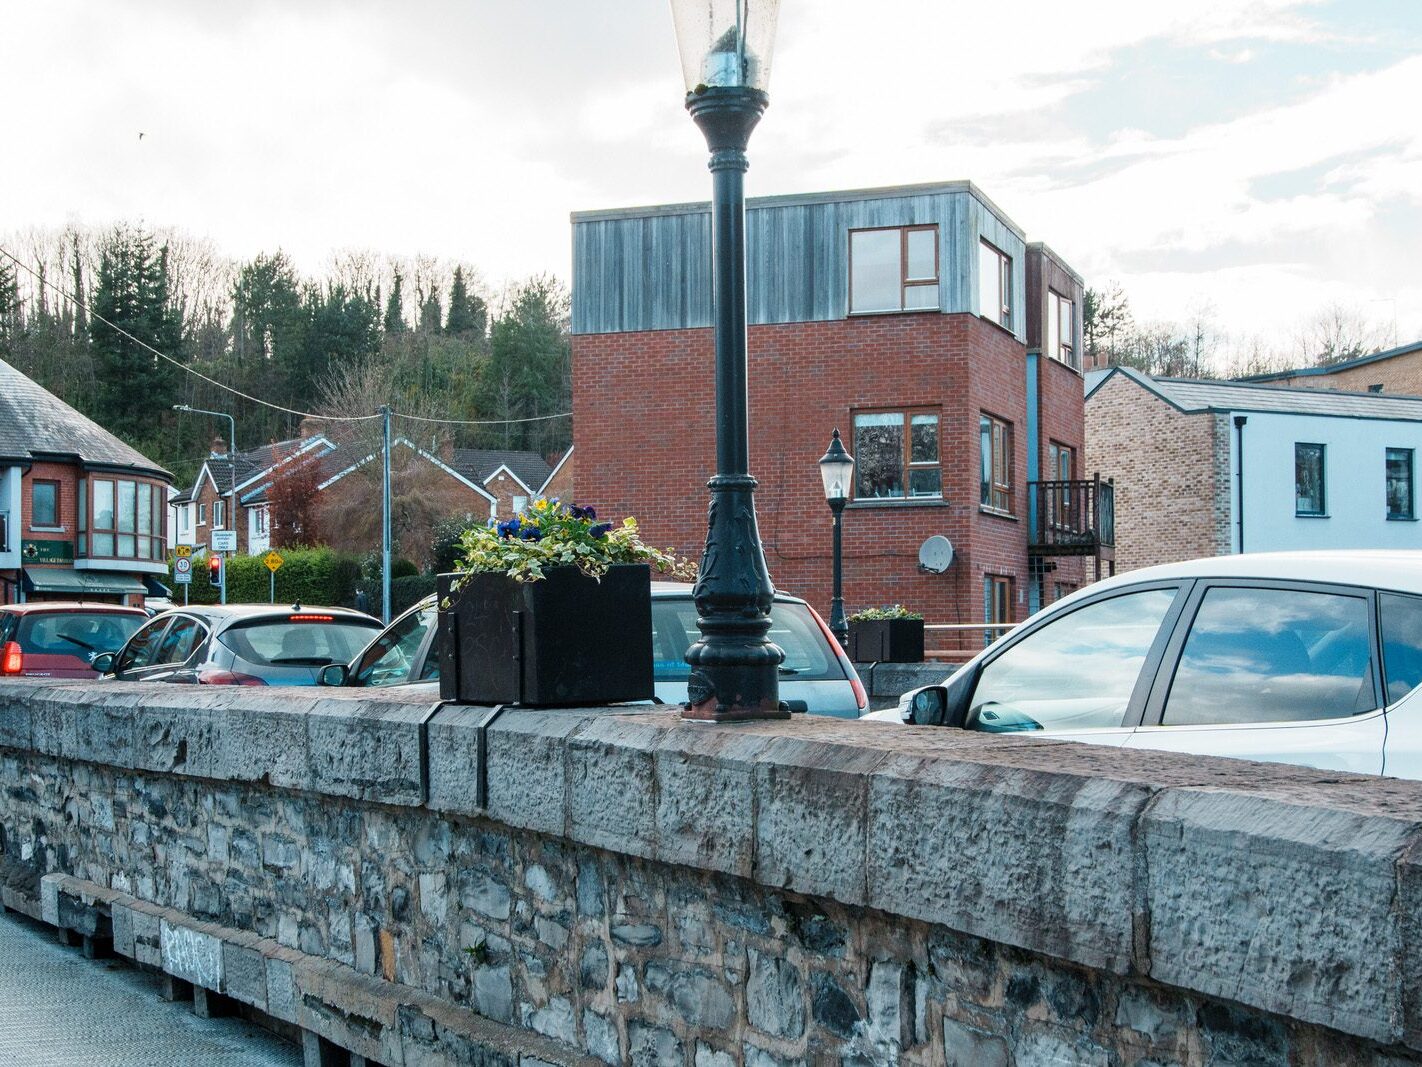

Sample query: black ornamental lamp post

[671,0,787,722]
[818,429,855,650]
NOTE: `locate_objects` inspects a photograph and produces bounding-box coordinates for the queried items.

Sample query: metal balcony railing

[1028,476,1115,554]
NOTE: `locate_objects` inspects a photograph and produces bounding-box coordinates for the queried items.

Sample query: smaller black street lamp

[818,429,855,650]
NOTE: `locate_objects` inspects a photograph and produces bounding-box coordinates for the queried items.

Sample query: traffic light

[208,554,223,588]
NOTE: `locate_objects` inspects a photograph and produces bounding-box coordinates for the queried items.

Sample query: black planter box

[437,564,653,707]
[848,618,925,663]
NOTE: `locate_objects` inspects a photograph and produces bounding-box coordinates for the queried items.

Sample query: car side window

[968,588,1179,733]
[1160,586,1375,726]
[1379,592,1422,703]
[117,618,171,673]
[153,617,204,666]
[353,607,433,687]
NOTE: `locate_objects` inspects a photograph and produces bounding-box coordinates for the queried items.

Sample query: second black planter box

[847,618,925,663]
[437,564,654,706]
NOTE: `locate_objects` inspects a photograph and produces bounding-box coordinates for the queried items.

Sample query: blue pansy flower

[590,522,612,540]
[519,526,542,541]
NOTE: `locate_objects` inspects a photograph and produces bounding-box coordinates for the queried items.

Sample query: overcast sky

[2,0,1419,350]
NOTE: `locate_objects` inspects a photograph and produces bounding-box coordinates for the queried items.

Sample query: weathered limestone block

[425,704,491,815]
[133,690,227,778]
[214,690,315,791]
[653,724,764,878]
[1143,786,1418,1044]
[484,711,590,837]
[0,679,37,750]
[867,753,1149,974]
[306,697,426,805]
[754,738,888,906]
[568,716,661,859]
[161,916,224,989]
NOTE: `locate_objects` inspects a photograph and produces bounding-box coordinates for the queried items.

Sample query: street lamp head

[670,0,781,94]
[172,404,189,412]
[819,428,855,506]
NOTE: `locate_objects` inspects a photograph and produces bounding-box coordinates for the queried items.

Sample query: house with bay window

[0,358,172,607]
[1086,368,1422,572]
[570,181,1109,645]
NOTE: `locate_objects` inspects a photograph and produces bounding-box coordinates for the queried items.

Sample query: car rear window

[651,598,844,681]
[17,612,145,657]
[219,617,381,667]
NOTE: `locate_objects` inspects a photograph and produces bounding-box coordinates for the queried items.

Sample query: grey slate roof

[1087,365,1422,422]
[175,437,329,503]
[1237,339,1422,383]
[0,358,171,478]
[451,449,554,493]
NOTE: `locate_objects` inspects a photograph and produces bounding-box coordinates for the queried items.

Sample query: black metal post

[682,85,786,722]
[829,498,847,649]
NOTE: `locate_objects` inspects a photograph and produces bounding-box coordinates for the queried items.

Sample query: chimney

[210,435,228,458]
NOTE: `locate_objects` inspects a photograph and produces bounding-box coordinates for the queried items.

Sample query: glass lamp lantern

[670,0,781,94]
[819,429,855,507]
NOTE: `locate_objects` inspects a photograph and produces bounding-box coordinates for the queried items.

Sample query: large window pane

[969,588,1178,732]
[854,413,905,498]
[979,242,1001,321]
[909,414,938,463]
[117,480,137,533]
[850,230,900,313]
[1295,443,1326,515]
[1162,587,1373,726]
[1382,593,1422,703]
[1387,448,1414,520]
[93,480,114,531]
[905,228,936,280]
[32,482,58,527]
[137,483,152,534]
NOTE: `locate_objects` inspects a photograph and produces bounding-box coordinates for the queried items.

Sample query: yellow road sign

[263,550,284,573]
[174,544,193,558]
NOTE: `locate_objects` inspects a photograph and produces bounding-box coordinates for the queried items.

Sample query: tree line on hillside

[1083,282,1400,380]
[0,224,571,488]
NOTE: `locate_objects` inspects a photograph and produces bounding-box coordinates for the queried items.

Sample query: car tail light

[288,615,335,623]
[804,605,868,710]
[197,669,268,686]
[0,641,21,676]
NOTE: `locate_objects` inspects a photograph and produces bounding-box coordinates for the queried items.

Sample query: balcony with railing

[1028,476,1115,563]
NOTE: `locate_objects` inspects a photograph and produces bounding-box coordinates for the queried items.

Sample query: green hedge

[169,547,363,610]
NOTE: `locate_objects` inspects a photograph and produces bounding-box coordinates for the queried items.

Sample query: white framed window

[213,500,225,529]
[1047,290,1077,369]
[849,226,939,314]
[513,495,529,515]
[254,506,269,535]
[198,503,207,526]
[979,240,1012,328]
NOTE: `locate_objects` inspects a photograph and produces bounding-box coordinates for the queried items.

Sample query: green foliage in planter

[452,498,695,585]
[847,604,923,622]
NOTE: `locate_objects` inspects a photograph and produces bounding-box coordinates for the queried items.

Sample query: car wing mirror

[901,685,948,725]
[91,653,116,675]
[318,663,349,687]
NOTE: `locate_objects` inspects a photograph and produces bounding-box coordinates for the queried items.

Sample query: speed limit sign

[174,556,193,585]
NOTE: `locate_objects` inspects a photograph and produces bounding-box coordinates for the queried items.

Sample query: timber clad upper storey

[571,181,1100,642]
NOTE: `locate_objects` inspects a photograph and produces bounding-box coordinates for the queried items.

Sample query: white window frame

[979,240,1012,328]
[1047,289,1077,370]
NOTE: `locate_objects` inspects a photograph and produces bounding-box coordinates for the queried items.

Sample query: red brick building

[1,359,172,607]
[571,182,1108,645]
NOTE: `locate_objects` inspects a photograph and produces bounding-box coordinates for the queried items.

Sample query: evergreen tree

[418,282,442,333]
[300,283,381,403]
[0,258,19,345]
[476,276,570,451]
[445,266,487,338]
[384,269,406,333]
[88,226,181,439]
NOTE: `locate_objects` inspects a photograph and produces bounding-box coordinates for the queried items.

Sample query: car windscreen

[17,612,146,657]
[651,598,844,681]
[218,617,382,668]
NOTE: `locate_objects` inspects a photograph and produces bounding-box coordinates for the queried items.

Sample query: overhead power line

[0,245,572,428]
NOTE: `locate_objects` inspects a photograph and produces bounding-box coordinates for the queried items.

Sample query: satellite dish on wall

[918,535,954,574]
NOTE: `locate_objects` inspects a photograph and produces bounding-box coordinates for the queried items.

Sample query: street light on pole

[818,429,855,650]
[670,0,787,722]
[173,404,235,606]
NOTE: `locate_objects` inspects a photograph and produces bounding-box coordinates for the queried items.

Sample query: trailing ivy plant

[450,498,696,586]
[847,604,923,622]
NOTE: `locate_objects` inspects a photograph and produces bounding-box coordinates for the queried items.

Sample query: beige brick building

[1087,367,1422,573]
[1241,340,1422,396]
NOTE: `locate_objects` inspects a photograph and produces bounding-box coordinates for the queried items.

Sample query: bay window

[79,477,167,561]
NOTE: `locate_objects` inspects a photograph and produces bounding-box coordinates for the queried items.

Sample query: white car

[864,551,1422,780]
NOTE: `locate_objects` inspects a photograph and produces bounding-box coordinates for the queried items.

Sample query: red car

[0,603,149,680]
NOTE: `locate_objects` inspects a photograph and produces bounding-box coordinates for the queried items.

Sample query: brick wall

[1035,355,1090,599]
[1085,374,1228,571]
[1266,353,1422,397]
[574,312,1085,639]
[542,451,575,503]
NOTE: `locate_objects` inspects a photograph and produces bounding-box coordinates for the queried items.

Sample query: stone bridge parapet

[2,677,1422,1065]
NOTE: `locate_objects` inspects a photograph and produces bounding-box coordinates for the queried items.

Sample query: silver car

[95,604,382,686]
[324,584,868,717]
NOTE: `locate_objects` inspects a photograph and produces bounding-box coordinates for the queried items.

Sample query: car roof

[1090,551,1422,597]
[155,604,380,623]
[2,602,147,616]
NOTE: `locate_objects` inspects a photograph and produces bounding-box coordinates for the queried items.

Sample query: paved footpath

[0,909,299,1066]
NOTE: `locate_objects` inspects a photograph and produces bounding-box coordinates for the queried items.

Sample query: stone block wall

[4,679,1422,1065]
